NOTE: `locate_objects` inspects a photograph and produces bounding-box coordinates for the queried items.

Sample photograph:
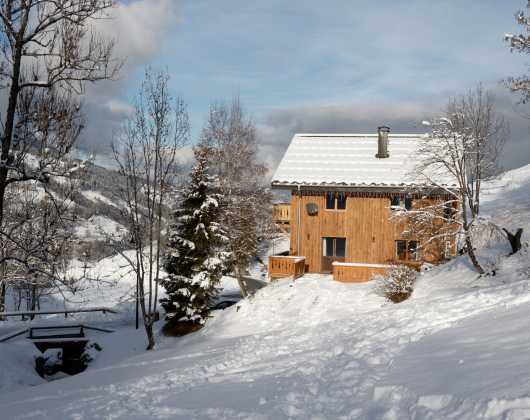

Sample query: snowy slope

[1,165,530,419]
[74,215,127,241]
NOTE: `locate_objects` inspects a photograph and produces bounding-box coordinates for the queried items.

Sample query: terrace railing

[268,256,305,280]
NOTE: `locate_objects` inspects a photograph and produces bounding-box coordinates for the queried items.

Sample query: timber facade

[289,190,454,275]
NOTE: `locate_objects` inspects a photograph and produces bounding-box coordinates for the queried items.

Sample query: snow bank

[0,342,44,393]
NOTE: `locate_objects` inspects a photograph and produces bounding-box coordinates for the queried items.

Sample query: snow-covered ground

[74,215,128,241]
[81,190,121,209]
[1,165,530,419]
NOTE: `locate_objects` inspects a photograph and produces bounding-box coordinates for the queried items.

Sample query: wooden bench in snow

[0,324,114,343]
[29,325,88,355]
[0,307,118,321]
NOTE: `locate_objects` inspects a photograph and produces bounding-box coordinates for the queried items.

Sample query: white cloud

[96,0,179,67]
[105,99,135,117]
[79,0,180,154]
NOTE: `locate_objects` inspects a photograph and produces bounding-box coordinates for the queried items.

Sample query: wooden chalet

[269,127,458,282]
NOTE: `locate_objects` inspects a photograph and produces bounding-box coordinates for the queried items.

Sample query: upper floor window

[326,192,347,210]
[443,202,455,220]
[337,193,347,210]
[326,192,335,209]
[390,196,413,211]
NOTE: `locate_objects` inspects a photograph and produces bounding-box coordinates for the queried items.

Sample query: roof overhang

[271,182,458,196]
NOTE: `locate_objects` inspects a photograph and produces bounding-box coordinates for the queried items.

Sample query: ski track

[3,252,530,419]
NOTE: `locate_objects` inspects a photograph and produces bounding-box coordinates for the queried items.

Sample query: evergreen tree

[160,147,229,327]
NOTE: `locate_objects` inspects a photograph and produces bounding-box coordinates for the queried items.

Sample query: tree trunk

[0,281,5,320]
[138,275,156,350]
[465,235,484,274]
[235,266,249,298]
[503,228,523,255]
[144,319,155,350]
[30,284,37,320]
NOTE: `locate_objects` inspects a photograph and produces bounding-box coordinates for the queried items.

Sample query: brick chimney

[376,126,390,158]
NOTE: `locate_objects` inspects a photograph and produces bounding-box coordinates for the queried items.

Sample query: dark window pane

[405,198,413,210]
[335,238,346,257]
[337,193,346,210]
[396,240,406,260]
[391,196,400,207]
[408,241,418,261]
[444,203,453,220]
[323,237,333,257]
[326,192,335,209]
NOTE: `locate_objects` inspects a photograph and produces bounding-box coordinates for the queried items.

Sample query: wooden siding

[289,191,456,273]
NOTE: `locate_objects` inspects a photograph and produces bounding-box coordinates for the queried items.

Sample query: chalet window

[395,239,419,261]
[322,237,346,272]
[323,237,346,258]
[335,237,346,257]
[337,193,347,210]
[391,196,413,210]
[323,237,334,257]
[325,192,347,210]
[396,240,407,260]
[408,241,418,261]
[444,202,455,220]
[326,192,335,209]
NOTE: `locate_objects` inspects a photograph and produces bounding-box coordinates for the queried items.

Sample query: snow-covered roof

[271,133,456,189]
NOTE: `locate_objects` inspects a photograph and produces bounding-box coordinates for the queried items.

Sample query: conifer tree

[160,147,229,328]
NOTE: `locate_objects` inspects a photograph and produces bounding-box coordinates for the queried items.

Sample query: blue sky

[82,0,530,170]
[158,0,526,118]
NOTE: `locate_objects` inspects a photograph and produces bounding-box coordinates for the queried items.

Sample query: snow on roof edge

[270,181,458,189]
[293,133,425,138]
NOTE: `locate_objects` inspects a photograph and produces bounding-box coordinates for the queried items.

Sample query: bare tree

[112,69,189,350]
[199,98,270,297]
[0,88,87,315]
[0,0,119,224]
[505,1,530,102]
[408,86,508,274]
[0,0,119,316]
[2,171,80,315]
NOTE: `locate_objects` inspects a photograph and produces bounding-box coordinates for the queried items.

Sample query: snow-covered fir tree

[160,147,229,328]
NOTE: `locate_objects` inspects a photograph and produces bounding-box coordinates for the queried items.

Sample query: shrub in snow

[160,147,230,331]
[374,265,417,303]
[35,349,62,378]
[80,342,102,365]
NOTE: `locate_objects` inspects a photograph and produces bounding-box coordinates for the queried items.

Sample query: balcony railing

[268,256,305,280]
[332,261,422,282]
[272,203,290,224]
[332,262,391,283]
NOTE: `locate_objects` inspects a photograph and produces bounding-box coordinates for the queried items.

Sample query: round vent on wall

[306,203,318,216]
